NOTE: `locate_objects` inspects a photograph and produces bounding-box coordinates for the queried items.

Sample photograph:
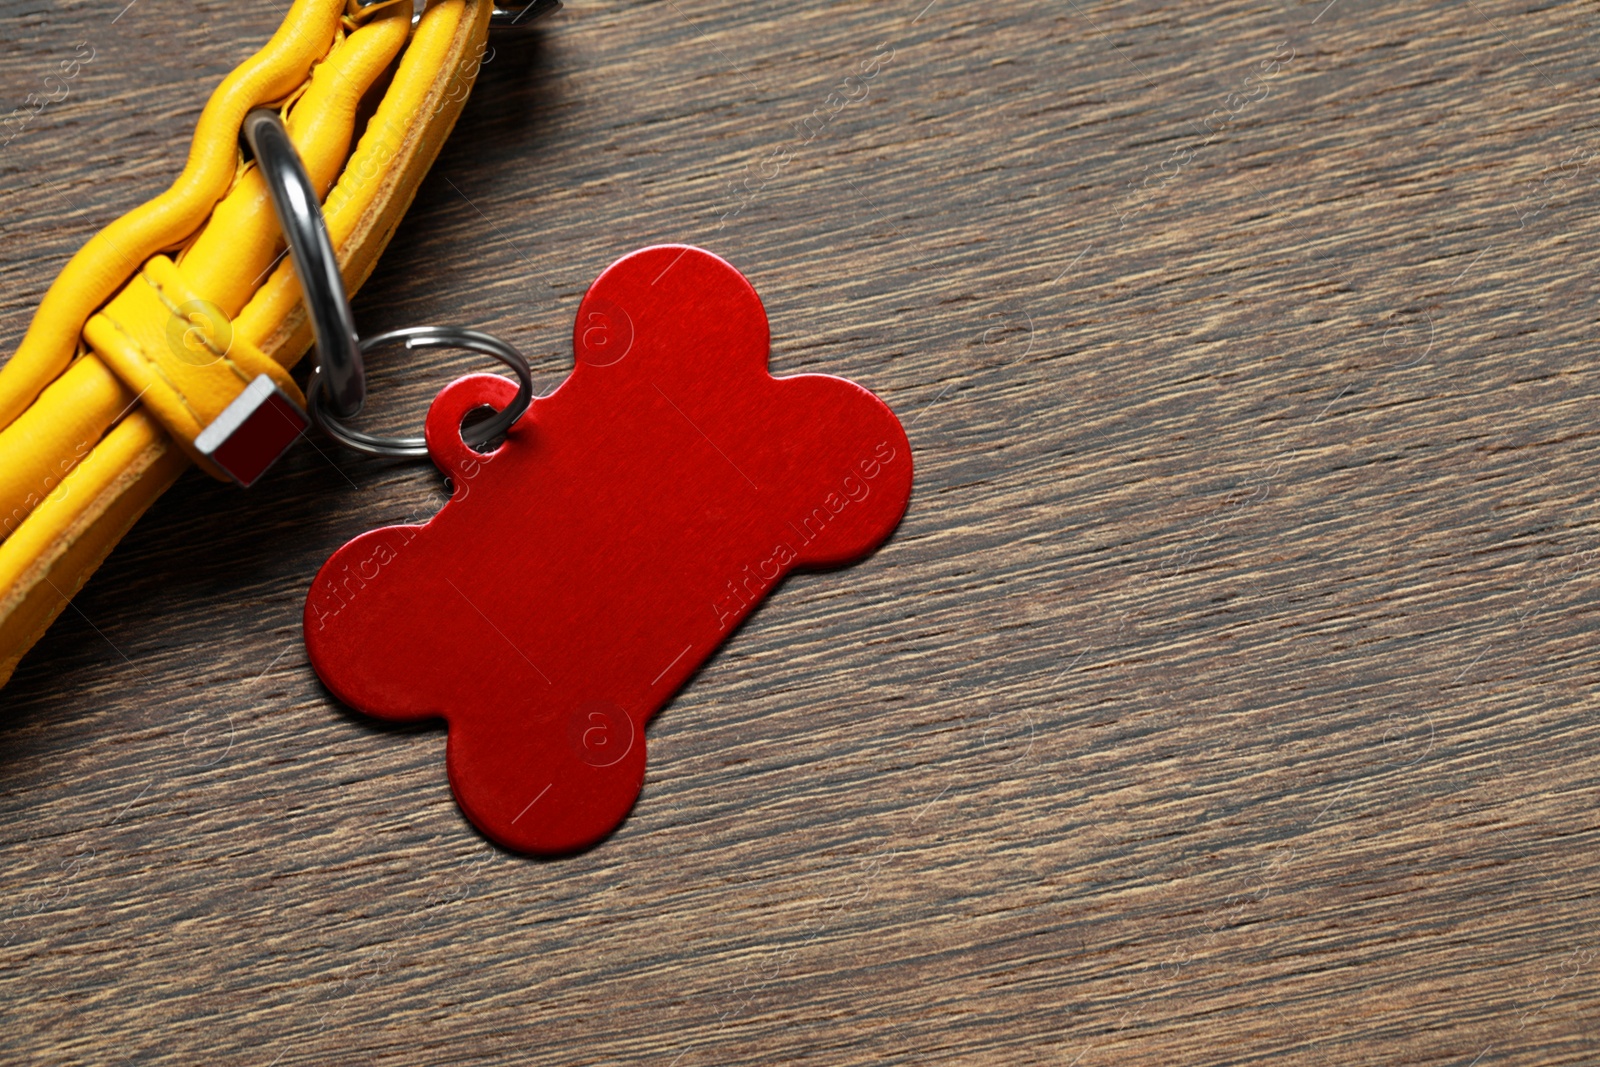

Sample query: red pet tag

[303,246,913,854]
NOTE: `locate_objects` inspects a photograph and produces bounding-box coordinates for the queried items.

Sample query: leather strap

[0,0,494,687]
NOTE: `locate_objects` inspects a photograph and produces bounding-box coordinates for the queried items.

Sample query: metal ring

[308,326,535,459]
[490,0,561,31]
[242,108,365,419]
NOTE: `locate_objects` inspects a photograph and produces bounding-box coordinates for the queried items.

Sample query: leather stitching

[138,268,253,386]
[96,309,204,430]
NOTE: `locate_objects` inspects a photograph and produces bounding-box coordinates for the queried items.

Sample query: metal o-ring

[242,108,365,419]
[308,326,536,459]
[489,0,563,30]
[244,109,534,461]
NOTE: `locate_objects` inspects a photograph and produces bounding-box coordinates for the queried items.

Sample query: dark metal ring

[307,326,535,459]
[489,0,562,31]
[242,108,365,419]
[246,110,533,461]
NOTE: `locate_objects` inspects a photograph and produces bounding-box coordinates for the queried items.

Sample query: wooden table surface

[3,0,1598,1063]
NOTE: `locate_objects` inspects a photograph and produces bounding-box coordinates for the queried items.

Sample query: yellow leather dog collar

[0,0,499,688]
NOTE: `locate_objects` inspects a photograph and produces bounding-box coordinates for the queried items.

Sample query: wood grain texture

[2,0,1598,1063]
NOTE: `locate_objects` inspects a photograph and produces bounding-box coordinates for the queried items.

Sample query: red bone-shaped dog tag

[303,246,912,854]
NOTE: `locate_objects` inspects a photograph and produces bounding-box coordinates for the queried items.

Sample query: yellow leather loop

[0,0,344,434]
[84,256,305,476]
[0,0,493,688]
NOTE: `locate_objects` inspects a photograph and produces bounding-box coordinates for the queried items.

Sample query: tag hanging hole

[460,404,507,455]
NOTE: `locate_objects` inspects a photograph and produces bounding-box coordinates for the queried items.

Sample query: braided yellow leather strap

[0,0,493,687]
